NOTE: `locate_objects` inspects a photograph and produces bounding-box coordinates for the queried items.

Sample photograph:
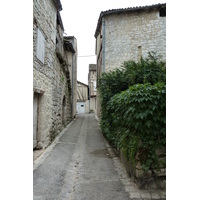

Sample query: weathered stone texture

[33,68,53,147]
[66,37,78,118]
[95,4,166,119]
[104,9,166,72]
[33,0,76,149]
[51,55,72,141]
[88,64,97,114]
[94,5,166,188]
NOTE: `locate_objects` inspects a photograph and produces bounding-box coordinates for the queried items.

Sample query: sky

[1,1,199,198]
[60,0,166,85]
[2,1,200,198]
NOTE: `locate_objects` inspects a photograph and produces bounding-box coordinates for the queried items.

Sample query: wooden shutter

[36,28,45,63]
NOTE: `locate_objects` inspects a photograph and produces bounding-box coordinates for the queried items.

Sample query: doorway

[62,96,66,126]
[77,102,85,113]
[33,93,39,149]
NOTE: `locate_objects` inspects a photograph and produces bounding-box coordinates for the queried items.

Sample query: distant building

[77,81,89,114]
[94,3,166,118]
[88,64,97,114]
[64,36,78,119]
[33,0,77,149]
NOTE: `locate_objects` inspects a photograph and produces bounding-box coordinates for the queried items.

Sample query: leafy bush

[108,83,166,171]
[98,52,166,171]
[98,52,165,103]
[122,52,166,85]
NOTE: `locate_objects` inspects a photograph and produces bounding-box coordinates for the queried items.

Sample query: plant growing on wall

[98,52,166,172]
[109,83,166,171]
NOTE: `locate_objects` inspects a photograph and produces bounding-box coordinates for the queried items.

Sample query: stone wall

[65,37,77,118]
[33,0,75,149]
[104,9,166,72]
[88,64,97,114]
[88,65,97,97]
[50,54,72,142]
[89,97,96,113]
[120,148,166,190]
[95,4,166,121]
[94,5,166,187]
[96,36,102,119]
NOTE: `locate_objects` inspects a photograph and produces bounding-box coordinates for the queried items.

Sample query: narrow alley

[33,114,165,200]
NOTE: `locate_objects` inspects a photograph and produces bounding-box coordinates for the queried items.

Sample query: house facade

[88,64,97,114]
[64,36,78,119]
[77,81,89,114]
[33,0,77,149]
[94,3,166,118]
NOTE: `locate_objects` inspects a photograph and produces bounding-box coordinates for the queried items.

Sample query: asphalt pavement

[33,113,166,200]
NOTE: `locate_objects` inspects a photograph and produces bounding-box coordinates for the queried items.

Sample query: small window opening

[62,96,66,126]
[138,46,142,62]
[159,8,166,17]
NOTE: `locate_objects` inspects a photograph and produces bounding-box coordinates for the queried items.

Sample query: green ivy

[109,83,166,171]
[98,52,166,172]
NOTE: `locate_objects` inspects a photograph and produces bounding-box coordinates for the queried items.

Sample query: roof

[77,81,88,88]
[57,11,64,31]
[54,0,62,11]
[94,3,166,38]
[63,37,76,53]
[89,64,97,71]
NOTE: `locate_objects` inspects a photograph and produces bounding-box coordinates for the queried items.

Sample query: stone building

[88,64,97,114]
[94,3,166,118]
[33,0,77,150]
[64,36,78,119]
[77,81,89,114]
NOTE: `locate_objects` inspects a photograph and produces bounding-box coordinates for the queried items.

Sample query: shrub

[108,83,166,171]
[98,52,166,171]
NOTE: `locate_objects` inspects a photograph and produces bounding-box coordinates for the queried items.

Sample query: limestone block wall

[89,69,97,97]
[95,6,166,119]
[89,97,96,113]
[33,69,52,148]
[33,0,73,149]
[33,0,57,148]
[85,100,89,113]
[96,42,102,119]
[66,37,78,118]
[88,65,97,114]
[104,9,166,72]
[51,56,72,141]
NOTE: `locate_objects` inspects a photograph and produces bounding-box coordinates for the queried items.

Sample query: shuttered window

[36,28,45,63]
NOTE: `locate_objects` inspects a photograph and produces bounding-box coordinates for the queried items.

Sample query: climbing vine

[98,52,166,172]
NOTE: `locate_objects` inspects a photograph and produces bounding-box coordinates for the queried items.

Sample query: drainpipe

[88,78,90,113]
[102,17,105,73]
[71,38,74,118]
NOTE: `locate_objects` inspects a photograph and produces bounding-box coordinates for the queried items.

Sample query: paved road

[33,114,165,200]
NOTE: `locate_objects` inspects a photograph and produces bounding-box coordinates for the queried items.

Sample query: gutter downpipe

[88,72,90,113]
[102,17,105,73]
[71,38,74,118]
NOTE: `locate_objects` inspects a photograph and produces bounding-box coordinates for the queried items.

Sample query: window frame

[36,27,45,64]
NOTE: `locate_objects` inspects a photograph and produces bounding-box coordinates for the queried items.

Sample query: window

[93,81,97,91]
[36,28,45,63]
[159,7,166,17]
[138,46,142,62]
